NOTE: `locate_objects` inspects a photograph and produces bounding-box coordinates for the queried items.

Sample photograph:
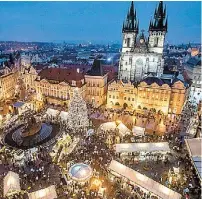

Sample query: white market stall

[100,122,116,131]
[115,142,170,154]
[99,122,130,136]
[45,108,60,119]
[109,160,182,199]
[28,185,57,199]
[59,111,69,121]
[132,126,145,136]
[117,123,131,136]
[4,171,21,197]
[185,138,202,181]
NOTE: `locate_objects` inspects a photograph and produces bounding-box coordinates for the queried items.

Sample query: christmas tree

[67,88,89,131]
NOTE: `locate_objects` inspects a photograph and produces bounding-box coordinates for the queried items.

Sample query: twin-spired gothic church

[107,1,187,115]
[119,1,167,82]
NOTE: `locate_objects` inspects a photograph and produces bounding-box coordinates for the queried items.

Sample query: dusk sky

[0,1,201,44]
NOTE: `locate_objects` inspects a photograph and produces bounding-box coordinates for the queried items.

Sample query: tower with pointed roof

[122,1,139,53]
[148,1,167,54]
[118,1,166,82]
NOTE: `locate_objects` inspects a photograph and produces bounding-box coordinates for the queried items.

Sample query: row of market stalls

[109,160,182,199]
[99,121,166,137]
[115,142,170,154]
[185,138,202,181]
[3,171,57,198]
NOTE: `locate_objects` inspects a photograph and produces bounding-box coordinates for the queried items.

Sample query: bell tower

[119,1,139,81]
[148,1,167,54]
[122,1,139,53]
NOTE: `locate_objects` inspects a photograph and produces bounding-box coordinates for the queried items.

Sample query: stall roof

[4,171,21,197]
[109,160,182,199]
[28,185,57,199]
[13,102,25,108]
[115,142,170,153]
[46,108,60,117]
[132,126,145,136]
[59,111,68,121]
[185,138,202,180]
[185,138,202,157]
[100,122,130,136]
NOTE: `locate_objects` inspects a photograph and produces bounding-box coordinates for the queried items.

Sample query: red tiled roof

[38,68,85,88]
[33,64,48,71]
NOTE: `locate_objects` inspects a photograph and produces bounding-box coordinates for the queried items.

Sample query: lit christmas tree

[67,88,89,131]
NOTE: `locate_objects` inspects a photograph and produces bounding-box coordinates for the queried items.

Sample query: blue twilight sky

[0,1,201,44]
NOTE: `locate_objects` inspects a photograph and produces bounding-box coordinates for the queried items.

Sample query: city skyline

[0,1,201,44]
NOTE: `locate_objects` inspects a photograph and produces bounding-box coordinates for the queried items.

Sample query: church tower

[148,1,167,54]
[119,2,139,81]
[121,1,139,53]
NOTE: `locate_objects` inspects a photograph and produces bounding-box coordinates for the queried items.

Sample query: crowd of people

[0,98,200,199]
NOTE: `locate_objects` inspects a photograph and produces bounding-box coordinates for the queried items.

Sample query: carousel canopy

[132,126,145,136]
[4,171,21,197]
[115,142,170,153]
[109,160,182,199]
[69,163,93,182]
[46,108,59,117]
[28,185,57,199]
[59,111,69,121]
[185,138,202,180]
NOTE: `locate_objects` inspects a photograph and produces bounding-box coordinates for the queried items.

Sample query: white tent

[117,123,131,136]
[132,126,145,136]
[59,111,69,121]
[4,171,21,197]
[46,108,59,118]
[185,138,202,181]
[115,142,170,153]
[100,122,116,130]
[109,160,182,199]
[100,122,130,136]
[28,185,57,199]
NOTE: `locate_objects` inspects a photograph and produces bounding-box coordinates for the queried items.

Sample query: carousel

[69,163,93,183]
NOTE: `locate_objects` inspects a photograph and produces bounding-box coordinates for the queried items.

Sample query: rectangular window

[127,38,130,47]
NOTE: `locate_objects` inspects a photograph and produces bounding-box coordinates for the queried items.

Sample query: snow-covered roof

[115,142,170,153]
[109,160,182,199]
[4,171,21,197]
[59,111,68,121]
[28,185,57,199]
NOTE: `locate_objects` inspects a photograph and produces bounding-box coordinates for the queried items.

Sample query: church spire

[149,1,167,32]
[122,1,138,33]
